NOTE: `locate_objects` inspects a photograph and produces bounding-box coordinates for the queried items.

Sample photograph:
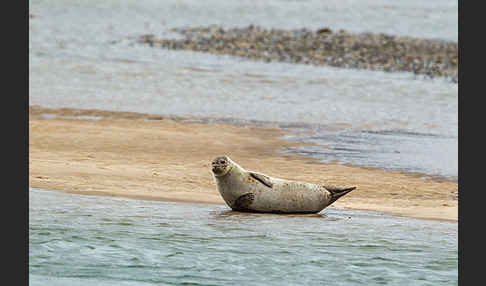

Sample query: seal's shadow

[211,209,330,220]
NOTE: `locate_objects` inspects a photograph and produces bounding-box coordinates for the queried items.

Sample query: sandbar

[29,106,458,221]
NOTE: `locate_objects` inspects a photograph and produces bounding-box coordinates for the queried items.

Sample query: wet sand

[29,106,457,221]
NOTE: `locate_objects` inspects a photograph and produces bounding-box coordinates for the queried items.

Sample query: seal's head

[211,156,232,177]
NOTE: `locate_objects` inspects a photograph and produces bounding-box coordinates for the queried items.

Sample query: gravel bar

[139,25,458,82]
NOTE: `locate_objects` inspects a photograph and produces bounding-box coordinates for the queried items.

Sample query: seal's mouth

[212,166,224,175]
[212,165,233,177]
[211,163,227,175]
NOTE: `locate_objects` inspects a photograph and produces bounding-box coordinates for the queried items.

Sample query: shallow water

[29,188,457,285]
[29,1,457,178]
[28,0,457,41]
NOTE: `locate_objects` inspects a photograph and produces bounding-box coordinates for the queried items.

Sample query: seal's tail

[325,186,356,204]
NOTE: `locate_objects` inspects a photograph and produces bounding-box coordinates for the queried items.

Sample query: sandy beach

[29,106,457,222]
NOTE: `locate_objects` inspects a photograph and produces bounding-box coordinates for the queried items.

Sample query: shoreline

[29,187,455,223]
[29,106,458,222]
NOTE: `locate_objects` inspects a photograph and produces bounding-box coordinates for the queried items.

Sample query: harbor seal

[211,156,356,214]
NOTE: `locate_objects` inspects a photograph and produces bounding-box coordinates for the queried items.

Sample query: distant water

[29,189,458,285]
[29,0,457,179]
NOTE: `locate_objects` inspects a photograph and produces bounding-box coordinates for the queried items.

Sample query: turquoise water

[29,189,457,285]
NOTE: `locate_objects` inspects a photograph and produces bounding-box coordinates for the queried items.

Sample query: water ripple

[30,189,458,285]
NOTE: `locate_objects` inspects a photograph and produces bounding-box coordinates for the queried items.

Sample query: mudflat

[29,106,457,221]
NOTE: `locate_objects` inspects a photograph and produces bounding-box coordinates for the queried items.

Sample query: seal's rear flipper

[324,186,356,204]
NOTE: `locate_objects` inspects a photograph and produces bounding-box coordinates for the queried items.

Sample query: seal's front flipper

[249,172,273,188]
[232,193,255,211]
